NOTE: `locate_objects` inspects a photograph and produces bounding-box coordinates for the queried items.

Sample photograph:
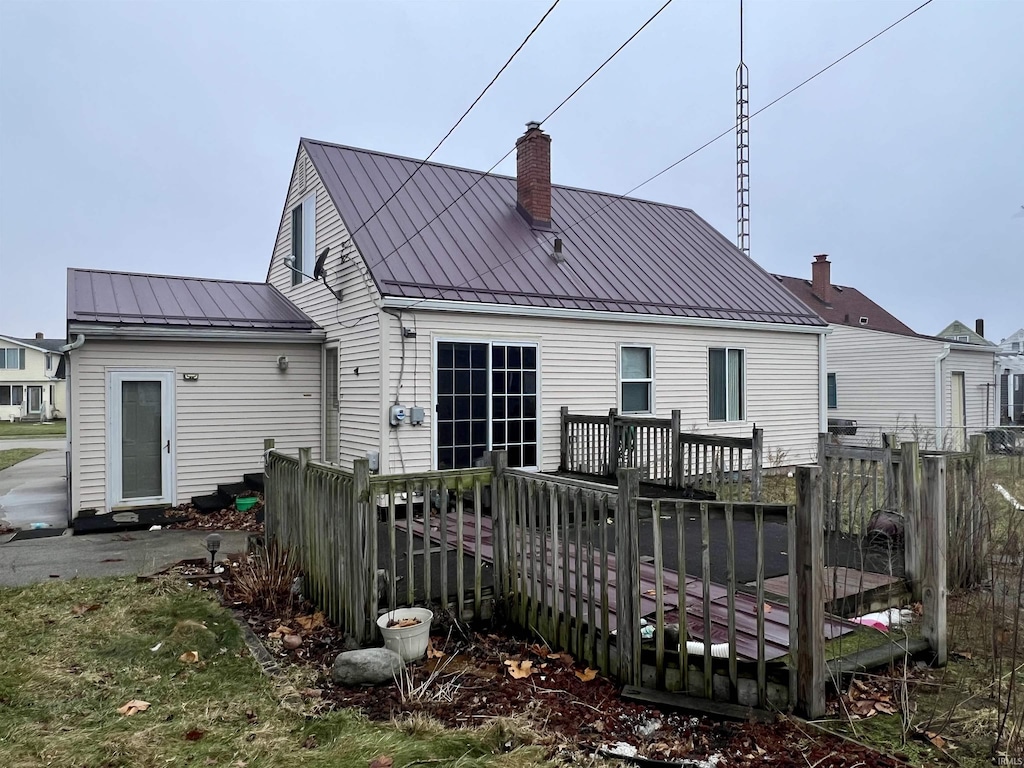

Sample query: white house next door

[108,371,175,508]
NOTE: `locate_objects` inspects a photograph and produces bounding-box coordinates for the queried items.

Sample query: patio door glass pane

[121,380,163,498]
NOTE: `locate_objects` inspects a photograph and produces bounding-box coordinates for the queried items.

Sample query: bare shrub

[226,543,300,614]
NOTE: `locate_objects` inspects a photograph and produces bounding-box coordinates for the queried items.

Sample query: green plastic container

[235,496,258,512]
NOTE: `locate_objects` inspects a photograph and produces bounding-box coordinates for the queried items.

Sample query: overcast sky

[0,0,1020,343]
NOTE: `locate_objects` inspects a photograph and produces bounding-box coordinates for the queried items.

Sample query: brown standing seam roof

[67,268,319,331]
[301,138,826,327]
[773,274,919,337]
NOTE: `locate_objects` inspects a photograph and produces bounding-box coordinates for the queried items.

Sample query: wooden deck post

[900,442,922,600]
[559,406,570,472]
[615,467,641,686]
[670,410,682,489]
[263,438,275,541]
[751,426,764,502]
[795,465,825,719]
[490,450,510,596]
[353,457,373,645]
[607,408,619,476]
[920,455,948,665]
[882,433,897,508]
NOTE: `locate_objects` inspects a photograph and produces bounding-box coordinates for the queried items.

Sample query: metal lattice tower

[736,0,750,256]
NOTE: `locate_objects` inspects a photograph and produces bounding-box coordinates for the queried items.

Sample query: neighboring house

[264,124,830,476]
[64,270,324,519]
[776,257,997,450]
[0,333,67,421]
[996,328,1024,425]
[937,319,995,347]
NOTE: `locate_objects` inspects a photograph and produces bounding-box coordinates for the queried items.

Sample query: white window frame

[827,372,838,410]
[618,344,654,415]
[431,336,542,471]
[708,346,746,423]
[291,192,317,286]
[0,348,25,370]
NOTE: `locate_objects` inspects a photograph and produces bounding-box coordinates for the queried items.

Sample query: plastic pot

[376,607,433,661]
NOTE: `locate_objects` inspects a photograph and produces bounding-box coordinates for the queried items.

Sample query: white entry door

[108,371,175,507]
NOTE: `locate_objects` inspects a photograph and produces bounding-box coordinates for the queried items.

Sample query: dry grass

[0,577,550,767]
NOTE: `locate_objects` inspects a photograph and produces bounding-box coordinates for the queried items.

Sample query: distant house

[0,333,66,421]
[64,270,323,519]
[776,257,997,450]
[996,328,1024,425]
[264,124,829,475]
[937,319,994,347]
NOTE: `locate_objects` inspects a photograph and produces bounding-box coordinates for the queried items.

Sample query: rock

[331,647,404,686]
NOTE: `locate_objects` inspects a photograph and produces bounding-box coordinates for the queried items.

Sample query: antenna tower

[736,0,750,256]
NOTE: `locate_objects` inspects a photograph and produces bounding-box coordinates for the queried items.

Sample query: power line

[345,0,562,243]
[364,0,676,271]
[391,0,936,307]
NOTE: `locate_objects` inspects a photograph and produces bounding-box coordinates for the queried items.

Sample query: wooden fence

[560,407,763,501]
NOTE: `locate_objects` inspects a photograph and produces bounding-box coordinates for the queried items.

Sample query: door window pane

[121,381,163,498]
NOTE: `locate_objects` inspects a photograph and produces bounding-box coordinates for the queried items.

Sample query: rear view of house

[777,256,997,450]
[265,123,830,474]
[0,333,66,421]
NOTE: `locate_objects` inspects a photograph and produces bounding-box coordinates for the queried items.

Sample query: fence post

[901,442,922,600]
[967,434,988,587]
[297,447,311,558]
[795,465,825,718]
[490,450,509,597]
[607,408,619,476]
[615,467,641,686]
[559,406,569,472]
[920,455,948,665]
[882,433,897,508]
[353,458,373,645]
[751,426,764,502]
[263,438,275,542]
[670,410,682,489]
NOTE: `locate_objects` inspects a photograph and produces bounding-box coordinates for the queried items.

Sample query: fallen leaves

[504,659,534,679]
[574,667,598,682]
[426,638,445,659]
[185,729,205,741]
[368,756,393,768]
[179,650,200,664]
[386,617,421,629]
[71,603,101,616]
[294,612,325,631]
[117,699,151,716]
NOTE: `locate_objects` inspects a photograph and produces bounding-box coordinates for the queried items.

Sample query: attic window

[859,317,869,325]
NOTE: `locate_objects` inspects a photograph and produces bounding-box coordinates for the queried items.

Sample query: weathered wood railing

[818,435,894,536]
[560,407,763,500]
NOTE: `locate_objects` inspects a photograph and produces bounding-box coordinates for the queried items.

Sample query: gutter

[66,325,326,344]
[934,343,950,447]
[59,334,85,353]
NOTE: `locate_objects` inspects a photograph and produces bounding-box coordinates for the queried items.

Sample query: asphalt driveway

[0,438,68,530]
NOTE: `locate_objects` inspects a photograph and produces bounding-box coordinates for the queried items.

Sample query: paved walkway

[0,529,252,587]
[0,438,68,530]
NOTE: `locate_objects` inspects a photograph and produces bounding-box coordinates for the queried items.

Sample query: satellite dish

[313,247,330,279]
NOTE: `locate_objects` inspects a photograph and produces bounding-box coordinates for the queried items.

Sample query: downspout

[58,334,83,528]
[934,343,950,448]
[59,334,85,353]
[818,330,829,436]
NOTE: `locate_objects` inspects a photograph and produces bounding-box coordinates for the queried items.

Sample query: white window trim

[290,192,316,286]
[618,344,654,415]
[708,346,747,423]
[430,336,542,471]
[827,372,838,410]
[106,370,176,509]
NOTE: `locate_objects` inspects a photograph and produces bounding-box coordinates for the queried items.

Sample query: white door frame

[107,370,176,508]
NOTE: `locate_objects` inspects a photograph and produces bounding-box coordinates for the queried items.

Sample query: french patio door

[108,371,175,507]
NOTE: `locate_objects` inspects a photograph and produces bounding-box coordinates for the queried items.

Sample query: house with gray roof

[0,332,66,421]
[265,123,830,475]
[776,257,997,450]
[64,269,324,521]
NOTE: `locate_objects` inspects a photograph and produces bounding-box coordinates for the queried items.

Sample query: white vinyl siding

[267,147,382,470]
[381,311,822,472]
[69,339,321,517]
[945,347,996,436]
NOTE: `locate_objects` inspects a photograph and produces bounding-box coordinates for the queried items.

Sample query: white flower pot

[376,607,433,662]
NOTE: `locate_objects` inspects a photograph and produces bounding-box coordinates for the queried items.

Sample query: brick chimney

[975,318,985,338]
[811,254,832,305]
[35,332,44,340]
[516,121,551,227]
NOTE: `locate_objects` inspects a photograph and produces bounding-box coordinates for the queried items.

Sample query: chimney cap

[524,120,543,132]
[813,254,829,262]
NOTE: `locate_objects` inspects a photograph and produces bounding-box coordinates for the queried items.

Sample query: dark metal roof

[773,274,918,337]
[67,268,319,331]
[302,138,825,327]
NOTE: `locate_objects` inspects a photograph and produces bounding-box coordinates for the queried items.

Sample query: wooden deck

[759,566,907,617]
[396,512,856,663]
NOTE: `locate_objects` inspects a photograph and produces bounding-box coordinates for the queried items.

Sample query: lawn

[0,420,66,439]
[0,578,547,768]
[0,448,47,471]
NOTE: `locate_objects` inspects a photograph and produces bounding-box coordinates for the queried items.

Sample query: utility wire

[346,0,562,243]
[364,0,676,270]
[388,0,936,309]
